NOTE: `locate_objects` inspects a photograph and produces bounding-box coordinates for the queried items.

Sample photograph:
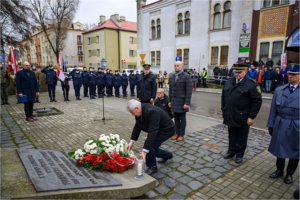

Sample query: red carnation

[103,164,110,170]
[96,156,103,163]
[76,160,83,165]
[111,165,117,172]
[118,166,124,173]
[93,161,98,166]
[101,153,107,159]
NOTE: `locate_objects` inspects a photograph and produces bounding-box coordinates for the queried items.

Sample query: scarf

[175,69,184,82]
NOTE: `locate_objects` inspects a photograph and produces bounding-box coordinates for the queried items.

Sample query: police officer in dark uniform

[129,71,136,96]
[69,65,78,77]
[60,73,71,101]
[81,67,89,97]
[88,67,97,99]
[41,64,57,102]
[135,71,140,95]
[96,68,106,98]
[121,71,128,97]
[105,69,113,97]
[137,64,157,104]
[31,64,41,103]
[69,69,82,100]
[113,70,122,98]
[221,64,262,164]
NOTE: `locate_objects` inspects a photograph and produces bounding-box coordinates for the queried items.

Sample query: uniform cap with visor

[287,63,300,74]
[233,64,248,72]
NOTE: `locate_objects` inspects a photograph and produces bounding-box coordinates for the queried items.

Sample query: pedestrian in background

[69,69,82,100]
[221,64,262,164]
[137,64,157,104]
[96,68,105,98]
[61,73,71,101]
[280,64,288,84]
[16,62,39,122]
[163,71,169,91]
[88,67,97,99]
[0,62,10,105]
[202,68,207,88]
[213,65,220,84]
[191,69,198,92]
[129,71,136,96]
[169,61,192,142]
[271,68,282,91]
[197,71,202,87]
[121,71,128,97]
[248,65,257,80]
[258,59,264,67]
[154,88,173,118]
[256,66,264,90]
[220,65,228,85]
[267,63,299,184]
[81,67,89,97]
[266,57,274,67]
[135,71,140,95]
[229,65,234,78]
[113,70,122,98]
[105,70,113,97]
[157,70,164,88]
[265,66,274,93]
[31,64,41,103]
[262,66,268,92]
[41,64,57,102]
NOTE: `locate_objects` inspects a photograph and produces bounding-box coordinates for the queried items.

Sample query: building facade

[83,14,137,71]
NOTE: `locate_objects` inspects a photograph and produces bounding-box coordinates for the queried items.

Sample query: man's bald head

[23,62,30,71]
[174,61,183,72]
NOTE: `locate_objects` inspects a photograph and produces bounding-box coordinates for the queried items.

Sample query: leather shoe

[177,136,184,141]
[284,175,293,184]
[158,153,173,164]
[30,117,38,121]
[26,117,34,122]
[235,157,243,164]
[171,134,179,140]
[270,170,284,178]
[223,153,235,159]
[144,166,157,176]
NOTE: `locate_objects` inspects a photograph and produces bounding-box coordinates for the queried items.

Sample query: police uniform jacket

[129,74,136,85]
[81,71,89,84]
[41,68,57,85]
[131,103,175,151]
[221,75,262,127]
[71,73,82,85]
[267,84,299,159]
[105,73,113,86]
[96,72,106,85]
[88,72,97,85]
[16,69,39,101]
[137,72,157,102]
[122,74,128,85]
[136,74,140,84]
[113,74,122,86]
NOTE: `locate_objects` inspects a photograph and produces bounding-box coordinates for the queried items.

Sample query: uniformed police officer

[88,67,97,99]
[69,69,82,100]
[81,67,89,97]
[96,68,105,98]
[69,65,77,77]
[0,62,10,105]
[113,70,122,98]
[129,71,136,96]
[135,71,140,95]
[41,64,57,102]
[31,64,41,103]
[105,70,113,97]
[267,63,300,184]
[137,65,157,103]
[221,64,262,164]
[61,73,71,101]
[121,71,128,97]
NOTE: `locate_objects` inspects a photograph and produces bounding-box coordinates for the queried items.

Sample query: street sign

[140,61,145,66]
[176,56,181,61]
[139,54,146,60]
[123,60,126,64]
[64,61,68,64]
[0,56,3,61]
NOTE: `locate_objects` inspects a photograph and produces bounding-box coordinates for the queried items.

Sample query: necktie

[291,86,295,93]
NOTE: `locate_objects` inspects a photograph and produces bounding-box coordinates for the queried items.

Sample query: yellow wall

[120,31,137,69]
[104,29,119,71]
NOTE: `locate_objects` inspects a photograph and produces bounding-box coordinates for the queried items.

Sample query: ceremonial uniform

[113,71,122,98]
[81,70,89,97]
[88,71,97,99]
[61,74,71,101]
[41,65,57,102]
[32,67,41,103]
[137,65,157,103]
[96,70,105,98]
[70,70,82,100]
[129,73,136,96]
[121,73,128,97]
[105,72,113,97]
[0,67,10,105]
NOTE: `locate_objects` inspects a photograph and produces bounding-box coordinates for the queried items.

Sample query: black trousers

[141,100,151,104]
[24,101,34,118]
[228,126,249,158]
[158,82,163,88]
[277,158,299,175]
[174,112,186,136]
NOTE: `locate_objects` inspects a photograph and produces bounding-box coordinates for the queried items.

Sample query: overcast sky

[73,0,158,24]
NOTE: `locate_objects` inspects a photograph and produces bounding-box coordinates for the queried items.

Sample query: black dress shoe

[223,153,235,159]
[284,175,293,184]
[270,170,284,178]
[235,157,243,164]
[158,153,173,164]
[144,166,157,176]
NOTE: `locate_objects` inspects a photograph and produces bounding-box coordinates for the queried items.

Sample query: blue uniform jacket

[81,71,89,84]
[61,76,71,87]
[122,74,128,86]
[41,68,57,85]
[70,73,82,85]
[267,84,299,159]
[16,69,39,102]
[136,74,140,84]
[113,74,122,87]
[105,73,113,86]
[96,72,106,85]
[129,74,136,85]
[88,72,97,85]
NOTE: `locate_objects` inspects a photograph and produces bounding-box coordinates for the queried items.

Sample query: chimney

[120,16,126,21]
[99,15,106,25]
[110,13,122,27]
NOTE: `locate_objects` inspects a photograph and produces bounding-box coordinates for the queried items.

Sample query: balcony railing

[78,51,83,55]
[77,40,82,44]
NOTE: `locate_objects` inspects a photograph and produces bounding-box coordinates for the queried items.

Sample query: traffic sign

[176,56,181,61]
[140,61,145,66]
[123,60,126,64]
[139,54,146,60]
[64,61,68,64]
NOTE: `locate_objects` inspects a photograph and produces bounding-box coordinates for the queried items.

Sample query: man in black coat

[266,58,274,67]
[221,64,262,164]
[168,61,192,142]
[154,88,172,118]
[137,64,157,103]
[127,99,174,175]
[213,65,221,84]
[16,62,39,122]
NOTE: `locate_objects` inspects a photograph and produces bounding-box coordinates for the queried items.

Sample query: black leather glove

[268,127,273,136]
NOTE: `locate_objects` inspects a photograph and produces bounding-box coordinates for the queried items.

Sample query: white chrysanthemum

[90,149,97,154]
[115,134,120,141]
[84,140,93,148]
[101,141,105,145]
[75,155,79,160]
[91,143,97,149]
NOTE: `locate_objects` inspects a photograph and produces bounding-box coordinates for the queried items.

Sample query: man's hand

[18,93,23,98]
[247,118,254,126]
[142,151,147,162]
[127,140,134,151]
[282,74,285,78]
[183,104,189,109]
[36,92,39,96]
[168,102,171,107]
[150,98,154,104]
[137,98,140,102]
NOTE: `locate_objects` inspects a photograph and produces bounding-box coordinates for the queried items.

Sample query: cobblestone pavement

[1,89,298,199]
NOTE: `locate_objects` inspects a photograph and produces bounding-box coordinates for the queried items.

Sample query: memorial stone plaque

[16,149,122,192]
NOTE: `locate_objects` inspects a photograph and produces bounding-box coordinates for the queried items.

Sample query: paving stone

[181,160,194,166]
[172,156,184,162]
[177,165,191,173]
[175,151,186,156]
[155,185,170,195]
[189,146,199,151]
[186,150,196,154]
[177,176,193,184]
[229,161,241,166]
[160,166,172,174]
[203,156,214,162]
[152,172,165,179]
[214,166,227,173]
[163,177,178,188]
[18,142,33,147]
[167,193,184,200]
[168,147,177,152]
[168,171,184,179]
[194,153,204,158]
[200,145,210,149]
[199,168,214,175]
[213,160,225,166]
[183,154,197,161]
[145,190,158,198]
[186,171,202,178]
[174,184,192,196]
[19,145,34,149]
[209,172,222,179]
[205,163,216,168]
[196,176,212,184]
[211,154,221,159]
[191,163,204,169]
[188,181,204,190]
[195,158,206,164]
[178,147,188,151]
[168,162,180,168]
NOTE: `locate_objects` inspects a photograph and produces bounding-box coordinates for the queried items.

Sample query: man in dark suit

[168,61,192,141]
[127,99,174,175]
[16,62,39,122]
[137,64,157,104]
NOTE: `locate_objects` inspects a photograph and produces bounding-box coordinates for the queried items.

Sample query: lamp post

[135,153,144,180]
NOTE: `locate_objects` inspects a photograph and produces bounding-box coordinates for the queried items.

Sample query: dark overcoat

[113,74,122,87]
[137,73,157,102]
[122,74,128,86]
[267,84,299,159]
[169,72,192,113]
[81,71,89,84]
[16,69,39,101]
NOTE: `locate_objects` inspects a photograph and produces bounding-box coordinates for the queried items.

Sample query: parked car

[120,69,132,76]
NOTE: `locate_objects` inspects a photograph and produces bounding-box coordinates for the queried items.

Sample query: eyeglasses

[24,65,30,66]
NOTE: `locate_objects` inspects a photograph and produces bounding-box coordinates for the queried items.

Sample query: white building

[137,0,254,74]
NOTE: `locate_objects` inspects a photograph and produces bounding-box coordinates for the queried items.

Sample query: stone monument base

[1,148,156,199]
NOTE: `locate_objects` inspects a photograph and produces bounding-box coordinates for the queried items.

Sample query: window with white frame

[77,25,80,30]
[156,51,160,65]
[185,12,190,34]
[213,4,221,29]
[96,36,99,43]
[177,13,183,35]
[272,41,283,66]
[129,50,134,57]
[151,20,156,39]
[97,49,100,56]
[78,46,82,54]
[151,51,155,65]
[88,37,91,44]
[130,37,134,44]
[89,50,91,57]
[79,56,83,62]
[223,2,231,28]
[259,43,270,64]
[220,46,229,65]
[77,35,81,43]
[157,19,161,38]
[263,0,289,8]
[184,49,189,65]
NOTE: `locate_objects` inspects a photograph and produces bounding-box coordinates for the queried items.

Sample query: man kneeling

[127,99,174,175]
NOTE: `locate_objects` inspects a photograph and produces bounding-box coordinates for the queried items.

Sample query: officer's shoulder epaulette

[248,77,256,83]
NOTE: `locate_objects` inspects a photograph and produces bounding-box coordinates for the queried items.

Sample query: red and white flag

[57,51,65,81]
[7,46,19,79]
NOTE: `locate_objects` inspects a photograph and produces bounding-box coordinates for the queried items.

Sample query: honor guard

[69,69,82,100]
[96,68,105,98]
[0,62,10,105]
[81,67,89,97]
[221,64,262,164]
[129,71,136,96]
[121,71,128,97]
[31,64,41,103]
[113,70,122,98]
[41,64,58,102]
[88,67,97,99]
[137,64,157,104]
[61,73,71,101]
[105,70,113,97]
[267,63,300,184]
